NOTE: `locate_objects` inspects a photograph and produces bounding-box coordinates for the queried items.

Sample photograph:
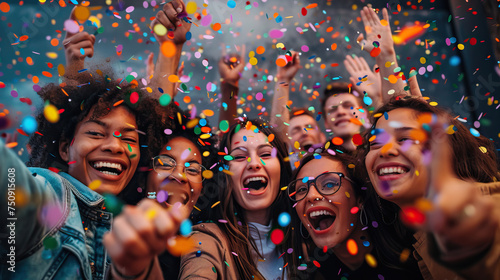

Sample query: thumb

[427,117,453,199]
[357,33,373,52]
[177,63,185,77]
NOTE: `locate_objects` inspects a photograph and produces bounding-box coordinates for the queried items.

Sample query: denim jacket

[0,141,112,279]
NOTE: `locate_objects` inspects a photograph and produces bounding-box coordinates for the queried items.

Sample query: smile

[91,161,125,177]
[375,164,410,181]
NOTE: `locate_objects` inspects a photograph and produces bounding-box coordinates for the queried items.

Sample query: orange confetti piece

[256,46,265,54]
[50,38,59,46]
[268,134,275,142]
[347,239,358,255]
[202,109,214,117]
[380,143,393,154]
[160,41,176,57]
[417,112,433,124]
[409,129,427,142]
[26,57,34,65]
[19,35,29,42]
[332,137,343,146]
[212,22,221,31]
[113,100,124,107]
[330,43,337,51]
[388,74,398,84]
[5,142,18,148]
[305,3,318,9]
[349,118,363,126]
[0,2,11,13]
[42,71,53,78]
[276,57,287,67]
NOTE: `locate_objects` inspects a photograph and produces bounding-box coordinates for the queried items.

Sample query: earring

[376,195,398,225]
[300,222,310,239]
[359,204,368,227]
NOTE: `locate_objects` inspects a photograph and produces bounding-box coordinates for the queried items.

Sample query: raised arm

[63,6,95,82]
[270,51,301,139]
[150,0,191,100]
[358,6,406,104]
[218,45,246,128]
[343,55,382,110]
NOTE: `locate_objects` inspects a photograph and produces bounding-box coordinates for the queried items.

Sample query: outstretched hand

[344,55,381,108]
[357,6,394,56]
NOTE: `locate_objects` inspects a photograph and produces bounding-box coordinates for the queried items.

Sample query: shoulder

[474,181,500,197]
[189,223,227,247]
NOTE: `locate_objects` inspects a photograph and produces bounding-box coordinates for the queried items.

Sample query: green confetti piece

[103,193,124,216]
[260,158,266,165]
[224,155,234,161]
[127,143,132,152]
[159,94,172,106]
[43,236,58,250]
[448,15,452,22]
[129,154,137,159]
[212,267,216,273]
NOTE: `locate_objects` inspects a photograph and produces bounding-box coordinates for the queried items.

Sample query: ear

[59,138,70,162]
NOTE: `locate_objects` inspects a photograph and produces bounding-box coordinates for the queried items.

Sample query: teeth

[93,161,123,172]
[378,166,408,176]
[309,210,334,218]
[99,170,118,176]
[244,176,266,184]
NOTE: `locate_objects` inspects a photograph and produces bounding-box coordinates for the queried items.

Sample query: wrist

[112,259,154,280]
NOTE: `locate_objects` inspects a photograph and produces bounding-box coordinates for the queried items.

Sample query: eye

[122,137,137,143]
[321,181,339,190]
[296,185,308,194]
[369,141,382,149]
[260,153,272,158]
[186,167,201,175]
[232,155,246,161]
[86,131,104,137]
[398,137,411,143]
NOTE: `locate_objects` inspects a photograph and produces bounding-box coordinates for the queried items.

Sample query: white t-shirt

[248,222,286,280]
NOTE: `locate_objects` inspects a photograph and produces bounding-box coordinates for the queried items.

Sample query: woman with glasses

[285,151,423,279]
[142,102,218,278]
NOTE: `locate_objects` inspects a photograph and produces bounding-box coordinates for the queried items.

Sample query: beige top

[412,181,500,280]
[179,223,239,280]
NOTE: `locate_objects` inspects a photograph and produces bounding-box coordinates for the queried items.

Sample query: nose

[101,136,125,154]
[247,156,262,171]
[306,183,323,203]
[169,165,188,184]
[379,138,400,158]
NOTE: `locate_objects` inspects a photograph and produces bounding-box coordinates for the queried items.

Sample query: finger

[177,62,184,76]
[103,232,128,265]
[124,207,159,250]
[357,56,370,71]
[373,64,380,75]
[163,3,180,29]
[90,34,96,45]
[113,212,152,257]
[170,0,184,14]
[382,8,391,28]
[349,77,358,88]
[65,7,79,38]
[155,9,175,31]
[63,32,93,46]
[353,55,363,72]
[360,8,371,29]
[407,71,422,98]
[366,6,379,26]
[239,44,246,64]
[428,120,454,196]
[344,57,356,74]
[147,52,155,72]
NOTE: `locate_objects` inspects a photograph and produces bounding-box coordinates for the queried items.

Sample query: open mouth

[166,191,189,206]
[243,176,268,193]
[91,161,124,176]
[308,209,336,232]
[334,119,350,127]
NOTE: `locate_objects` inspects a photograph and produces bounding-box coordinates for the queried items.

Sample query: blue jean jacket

[0,141,113,279]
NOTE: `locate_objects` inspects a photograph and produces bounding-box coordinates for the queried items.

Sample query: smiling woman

[0,74,168,280]
[178,118,296,280]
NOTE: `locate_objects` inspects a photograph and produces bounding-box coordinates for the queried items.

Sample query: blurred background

[1,0,499,161]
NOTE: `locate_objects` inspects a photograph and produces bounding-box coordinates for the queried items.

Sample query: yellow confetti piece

[74,6,90,22]
[202,109,214,117]
[345,191,350,198]
[186,2,197,13]
[46,52,58,59]
[415,170,419,176]
[146,209,157,220]
[200,134,211,139]
[380,19,388,26]
[429,101,438,106]
[280,186,288,191]
[445,125,455,135]
[89,179,101,190]
[193,205,201,211]
[203,151,210,157]
[211,201,220,208]
[457,43,464,50]
[294,141,300,150]
[347,164,355,169]
[44,104,60,123]
[186,118,199,129]
[202,170,213,179]
[153,24,167,36]
[479,146,487,153]
[365,253,377,268]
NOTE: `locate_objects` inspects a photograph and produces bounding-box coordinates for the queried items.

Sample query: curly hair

[26,74,160,204]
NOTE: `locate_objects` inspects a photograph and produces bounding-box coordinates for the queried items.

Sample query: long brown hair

[285,150,420,278]
[216,118,295,279]
[358,97,500,183]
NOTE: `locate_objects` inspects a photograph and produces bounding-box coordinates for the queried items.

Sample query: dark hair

[215,118,295,279]
[358,97,500,183]
[145,101,219,221]
[286,150,419,278]
[290,107,316,121]
[27,75,158,204]
[321,82,362,113]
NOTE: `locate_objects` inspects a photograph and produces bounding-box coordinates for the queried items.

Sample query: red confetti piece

[301,7,307,16]
[401,206,426,226]
[370,47,381,57]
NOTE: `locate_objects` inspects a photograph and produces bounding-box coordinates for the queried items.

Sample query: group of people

[1,1,499,280]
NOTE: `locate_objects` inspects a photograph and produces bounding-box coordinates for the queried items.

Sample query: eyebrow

[83,120,137,133]
[394,127,416,132]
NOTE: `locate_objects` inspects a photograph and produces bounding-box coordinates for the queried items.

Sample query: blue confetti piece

[384,111,389,120]
[80,48,85,55]
[180,219,193,236]
[186,31,192,40]
[278,212,291,227]
[227,0,236,8]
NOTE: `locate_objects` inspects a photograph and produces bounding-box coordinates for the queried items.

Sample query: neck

[245,208,271,225]
[341,135,356,152]
[332,225,372,271]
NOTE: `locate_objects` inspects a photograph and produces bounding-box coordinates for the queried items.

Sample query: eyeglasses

[152,155,206,183]
[288,172,354,202]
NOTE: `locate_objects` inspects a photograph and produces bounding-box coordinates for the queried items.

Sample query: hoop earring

[376,195,398,225]
[300,222,310,239]
[359,204,368,227]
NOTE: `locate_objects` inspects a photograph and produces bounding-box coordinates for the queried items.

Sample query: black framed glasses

[288,172,354,202]
[152,155,206,183]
